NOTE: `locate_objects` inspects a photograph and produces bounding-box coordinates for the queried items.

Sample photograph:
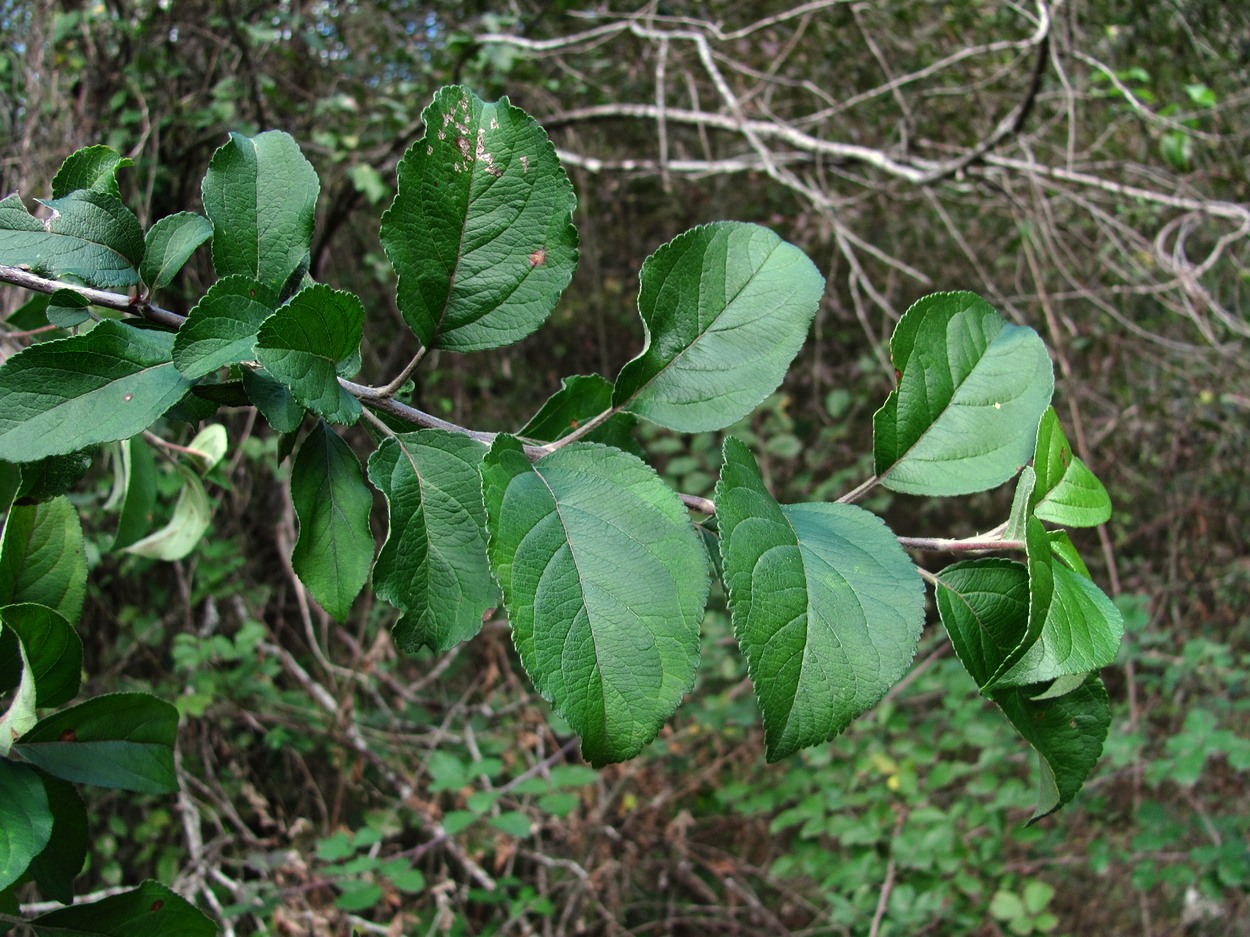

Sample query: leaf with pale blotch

[0,759,53,891]
[172,276,278,379]
[1029,408,1111,527]
[380,85,577,351]
[290,423,374,622]
[51,145,133,200]
[0,496,86,624]
[715,437,924,760]
[14,692,179,794]
[482,436,708,766]
[0,191,143,289]
[612,223,824,433]
[0,321,189,463]
[874,292,1053,496]
[255,284,363,425]
[123,464,211,562]
[202,130,319,293]
[141,211,213,292]
[368,429,496,653]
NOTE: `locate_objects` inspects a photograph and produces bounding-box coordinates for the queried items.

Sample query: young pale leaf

[519,374,638,451]
[29,879,216,937]
[0,321,190,462]
[482,436,708,766]
[380,85,577,351]
[171,275,278,379]
[0,496,86,624]
[140,211,213,292]
[612,223,824,433]
[1,604,83,708]
[0,191,144,289]
[201,130,319,293]
[51,145,133,200]
[254,284,363,425]
[715,438,924,760]
[1030,408,1112,527]
[995,674,1110,822]
[241,367,305,432]
[290,423,373,622]
[27,774,87,904]
[186,424,228,473]
[873,291,1053,496]
[123,464,211,562]
[44,288,91,328]
[0,759,53,892]
[368,430,496,653]
[14,692,179,794]
[0,638,37,756]
[993,563,1123,687]
[111,436,157,551]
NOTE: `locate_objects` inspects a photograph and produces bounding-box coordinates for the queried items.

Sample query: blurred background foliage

[2,0,1248,934]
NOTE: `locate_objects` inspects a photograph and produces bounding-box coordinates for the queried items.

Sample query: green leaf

[489,811,533,838]
[14,692,179,794]
[45,289,91,329]
[873,291,1054,496]
[335,883,383,913]
[367,429,496,653]
[29,879,216,936]
[995,674,1110,822]
[0,636,37,755]
[241,367,304,433]
[715,437,924,760]
[27,774,87,904]
[380,85,577,351]
[0,758,53,892]
[290,422,373,622]
[254,284,363,425]
[51,145,133,200]
[0,191,143,289]
[171,276,278,380]
[1047,530,1090,577]
[1,604,83,707]
[933,558,1030,689]
[482,436,708,766]
[612,222,824,433]
[519,374,637,449]
[111,436,157,551]
[123,464,211,561]
[994,562,1123,688]
[0,496,86,624]
[201,130,320,294]
[140,212,213,292]
[1029,408,1111,527]
[0,321,190,463]
[15,450,93,505]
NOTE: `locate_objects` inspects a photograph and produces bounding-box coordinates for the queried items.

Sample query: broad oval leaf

[14,692,179,794]
[45,288,91,328]
[0,758,53,892]
[51,145,133,200]
[0,191,143,289]
[202,130,320,293]
[140,211,213,292]
[933,557,1030,689]
[254,283,363,425]
[482,436,708,766]
[1,604,83,708]
[715,437,924,761]
[29,879,216,937]
[291,422,374,622]
[241,366,305,433]
[0,321,190,463]
[612,222,824,433]
[994,675,1111,822]
[367,429,496,653]
[0,496,86,624]
[1030,407,1112,527]
[380,85,577,351]
[123,464,211,562]
[27,774,88,904]
[172,276,278,379]
[873,291,1054,496]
